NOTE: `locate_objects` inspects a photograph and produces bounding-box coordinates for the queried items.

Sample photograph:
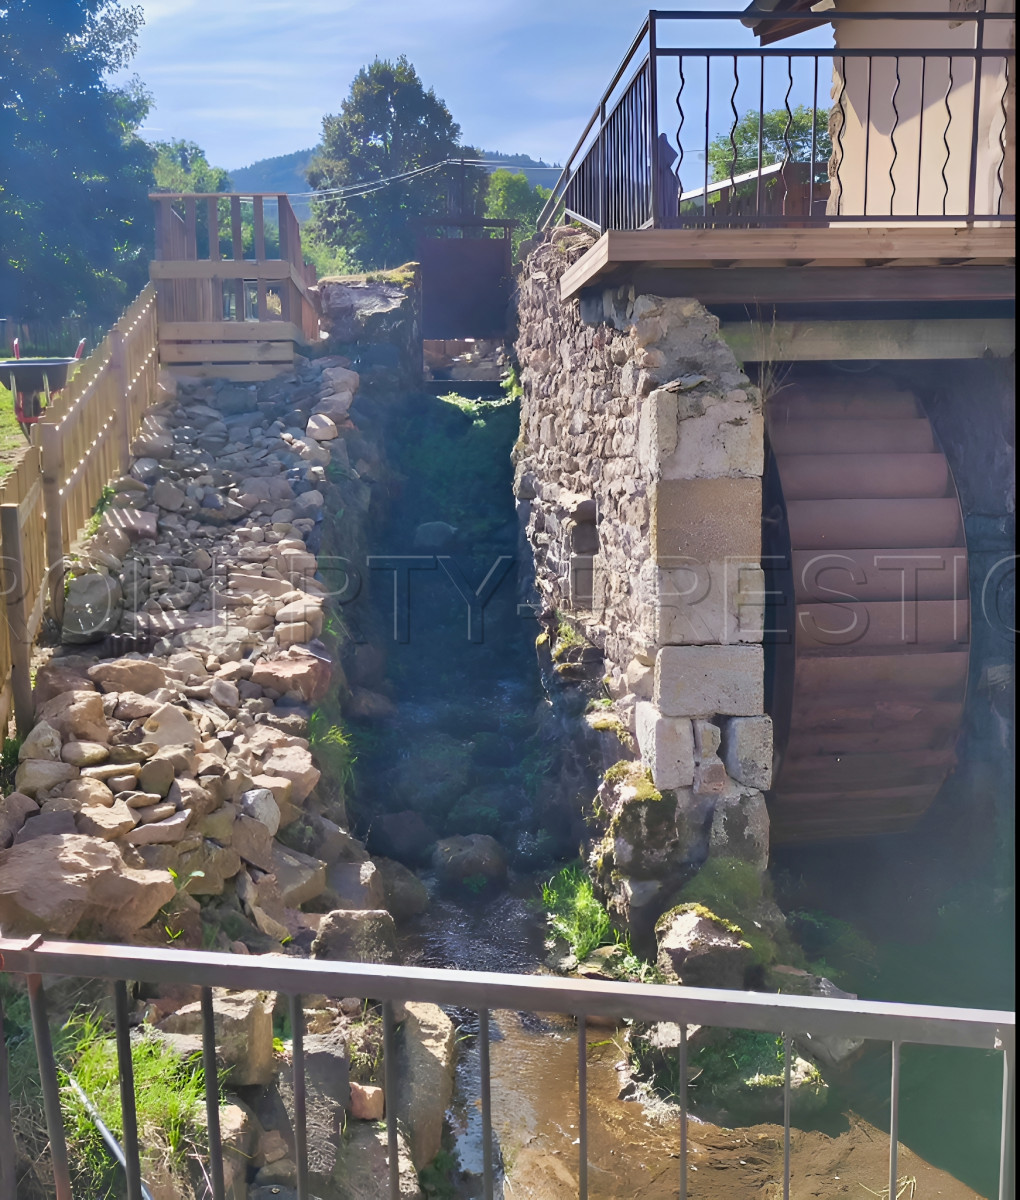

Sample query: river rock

[123,808,192,845]
[18,721,63,762]
[431,834,507,892]
[0,792,39,849]
[61,741,110,767]
[395,1002,457,1171]
[158,989,275,1086]
[0,834,176,936]
[271,843,327,907]
[369,810,438,867]
[75,799,138,840]
[260,744,320,804]
[62,776,116,807]
[332,1121,422,1199]
[138,757,175,798]
[232,813,275,870]
[33,660,97,705]
[305,414,338,441]
[655,905,754,989]
[62,573,123,643]
[141,702,200,748]
[310,909,399,964]
[14,810,76,842]
[36,690,110,743]
[412,521,457,550]
[349,1081,385,1120]
[373,857,430,921]
[240,787,281,835]
[251,648,332,703]
[326,860,386,911]
[14,759,79,798]
[89,657,166,695]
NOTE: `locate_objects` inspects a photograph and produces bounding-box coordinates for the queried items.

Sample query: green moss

[677,857,765,921]
[655,901,748,942]
[535,631,549,648]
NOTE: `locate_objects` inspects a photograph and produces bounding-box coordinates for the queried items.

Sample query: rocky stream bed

[0,278,994,1199]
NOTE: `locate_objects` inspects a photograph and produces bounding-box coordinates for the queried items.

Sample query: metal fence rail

[539,7,1016,233]
[0,936,1014,1200]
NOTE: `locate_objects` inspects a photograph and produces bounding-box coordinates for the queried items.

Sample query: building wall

[515,228,774,938]
[828,0,1014,218]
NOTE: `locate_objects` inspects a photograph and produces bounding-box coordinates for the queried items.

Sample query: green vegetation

[787,908,880,987]
[83,485,115,539]
[1,1,155,323]
[419,1147,459,1198]
[1,735,22,791]
[551,618,587,662]
[309,707,357,804]
[307,57,484,268]
[675,858,789,968]
[542,864,612,961]
[2,982,211,1198]
[483,169,552,259]
[398,390,519,543]
[152,139,230,193]
[0,378,26,476]
[707,105,832,184]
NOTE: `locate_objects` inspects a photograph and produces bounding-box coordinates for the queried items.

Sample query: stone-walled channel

[0,275,1007,1199]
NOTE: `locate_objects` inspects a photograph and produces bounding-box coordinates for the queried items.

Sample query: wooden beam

[560,226,1016,297]
[160,363,293,382]
[593,266,1016,307]
[159,341,294,365]
[159,320,303,343]
[720,318,1015,362]
[150,259,291,281]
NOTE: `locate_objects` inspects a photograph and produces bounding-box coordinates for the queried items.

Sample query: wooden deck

[559,226,1016,301]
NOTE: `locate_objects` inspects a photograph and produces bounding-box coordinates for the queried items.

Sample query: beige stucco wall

[828,0,1014,219]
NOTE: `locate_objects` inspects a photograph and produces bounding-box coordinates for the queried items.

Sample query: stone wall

[514,228,772,940]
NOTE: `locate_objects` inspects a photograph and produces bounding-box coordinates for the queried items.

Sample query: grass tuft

[542,864,611,961]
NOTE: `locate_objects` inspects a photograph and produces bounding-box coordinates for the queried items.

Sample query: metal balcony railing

[0,935,1014,1199]
[538,8,1016,232]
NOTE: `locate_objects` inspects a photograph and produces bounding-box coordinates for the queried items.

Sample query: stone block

[654,645,764,718]
[708,782,769,870]
[720,715,774,790]
[634,702,694,790]
[637,388,679,468]
[653,477,761,565]
[659,396,763,479]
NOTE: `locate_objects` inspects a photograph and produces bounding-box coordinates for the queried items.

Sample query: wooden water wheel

[763,373,970,843]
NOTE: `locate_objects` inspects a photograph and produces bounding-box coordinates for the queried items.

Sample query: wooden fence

[149,192,320,380]
[0,285,160,736]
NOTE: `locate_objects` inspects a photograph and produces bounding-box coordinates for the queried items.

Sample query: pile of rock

[0,355,406,960]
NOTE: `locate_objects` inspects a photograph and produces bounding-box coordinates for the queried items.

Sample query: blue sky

[117,1,825,172]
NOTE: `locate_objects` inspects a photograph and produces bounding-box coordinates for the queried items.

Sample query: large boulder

[157,989,275,1086]
[654,904,754,990]
[62,573,123,644]
[431,835,507,893]
[275,1028,351,1194]
[88,658,166,695]
[331,1120,421,1199]
[32,659,96,706]
[395,1002,456,1171]
[372,858,429,922]
[14,759,78,798]
[251,649,332,703]
[326,860,386,911]
[0,792,39,849]
[0,834,176,936]
[35,690,110,743]
[310,909,398,964]
[368,811,437,867]
[17,721,63,761]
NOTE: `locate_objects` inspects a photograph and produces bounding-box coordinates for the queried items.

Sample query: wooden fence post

[111,326,132,471]
[0,503,35,735]
[40,422,67,626]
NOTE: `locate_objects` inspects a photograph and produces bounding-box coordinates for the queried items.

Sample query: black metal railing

[539,7,1016,232]
[0,935,1015,1200]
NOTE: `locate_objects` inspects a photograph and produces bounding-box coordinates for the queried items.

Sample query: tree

[708,105,831,183]
[483,170,552,260]
[307,57,484,268]
[151,140,231,194]
[0,0,156,324]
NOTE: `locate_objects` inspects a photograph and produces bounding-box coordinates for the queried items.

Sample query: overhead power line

[287,158,561,200]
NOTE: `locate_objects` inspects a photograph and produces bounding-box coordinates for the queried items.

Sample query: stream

[342,385,1012,1199]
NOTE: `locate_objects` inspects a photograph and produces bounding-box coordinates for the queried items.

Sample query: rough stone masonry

[515,226,774,933]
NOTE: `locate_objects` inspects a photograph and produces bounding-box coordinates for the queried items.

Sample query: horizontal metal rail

[0,936,1014,1200]
[538,7,1016,234]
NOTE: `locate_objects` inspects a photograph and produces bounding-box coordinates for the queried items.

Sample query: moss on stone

[654,901,748,942]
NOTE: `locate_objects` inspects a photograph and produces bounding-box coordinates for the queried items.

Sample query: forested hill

[227,148,558,223]
[228,148,318,218]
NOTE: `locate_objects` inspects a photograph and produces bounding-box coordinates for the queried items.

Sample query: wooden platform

[559,226,1016,301]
